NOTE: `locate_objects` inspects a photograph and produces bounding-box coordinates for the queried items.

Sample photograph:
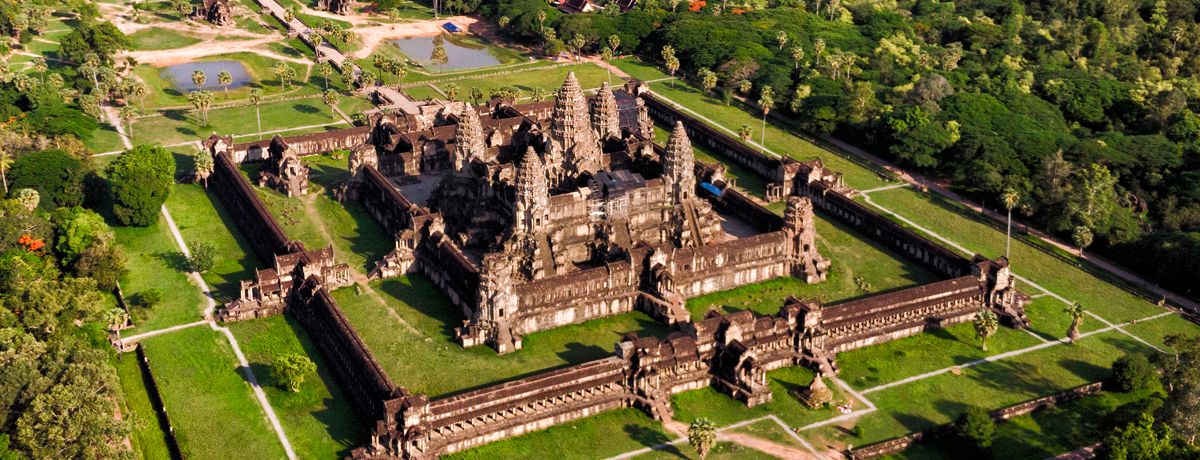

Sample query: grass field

[112,213,206,333]
[444,408,676,460]
[85,124,130,153]
[142,327,287,460]
[333,276,670,397]
[673,367,852,429]
[686,213,938,320]
[888,380,1164,459]
[412,63,611,101]
[129,27,203,51]
[228,315,368,459]
[113,355,174,460]
[128,97,347,146]
[165,182,259,302]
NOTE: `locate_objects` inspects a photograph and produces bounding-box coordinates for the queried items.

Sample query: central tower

[548,72,602,182]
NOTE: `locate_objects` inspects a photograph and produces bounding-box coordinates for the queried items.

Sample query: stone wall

[513,262,640,333]
[806,180,972,279]
[210,152,294,263]
[712,188,784,233]
[415,236,480,313]
[673,231,792,297]
[134,345,183,460]
[821,276,984,352]
[292,282,399,418]
[228,127,371,163]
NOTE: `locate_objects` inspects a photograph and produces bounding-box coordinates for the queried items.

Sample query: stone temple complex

[202,73,1031,459]
[191,0,233,26]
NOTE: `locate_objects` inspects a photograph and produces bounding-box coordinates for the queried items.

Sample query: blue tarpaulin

[442,22,462,33]
[700,182,722,197]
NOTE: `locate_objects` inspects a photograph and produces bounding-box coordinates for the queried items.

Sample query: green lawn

[129,27,203,51]
[443,408,675,460]
[404,63,611,101]
[112,214,206,333]
[730,418,804,449]
[888,382,1165,459]
[673,367,852,429]
[165,182,259,302]
[85,124,129,154]
[142,327,287,460]
[333,276,670,397]
[1122,312,1200,352]
[687,212,938,321]
[402,84,443,101]
[228,315,369,459]
[129,97,345,146]
[866,187,1165,324]
[113,355,174,460]
[812,329,1154,447]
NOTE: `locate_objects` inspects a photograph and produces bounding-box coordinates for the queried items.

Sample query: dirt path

[126,36,312,66]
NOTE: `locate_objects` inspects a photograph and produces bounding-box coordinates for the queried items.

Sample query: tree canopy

[107,144,175,227]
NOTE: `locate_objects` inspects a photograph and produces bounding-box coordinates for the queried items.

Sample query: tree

[271,353,316,392]
[687,418,717,459]
[737,124,752,141]
[776,31,788,50]
[1073,225,1094,255]
[738,79,752,94]
[567,33,586,58]
[107,144,175,227]
[1065,302,1085,343]
[187,90,213,127]
[73,244,126,291]
[193,149,214,187]
[430,35,449,68]
[790,46,806,71]
[9,150,85,209]
[1159,334,1200,443]
[322,89,340,119]
[1002,187,1019,260]
[469,86,483,105]
[699,67,717,95]
[662,45,679,86]
[104,307,129,341]
[1105,412,1172,460]
[318,61,333,91]
[250,88,264,140]
[186,241,217,273]
[191,70,206,89]
[273,61,295,89]
[127,78,149,111]
[217,70,232,98]
[607,34,620,56]
[530,87,548,102]
[1113,354,1157,392]
[135,288,162,307]
[119,105,137,141]
[52,207,114,264]
[0,149,10,195]
[443,82,459,101]
[757,85,774,152]
[973,308,998,351]
[954,407,995,450]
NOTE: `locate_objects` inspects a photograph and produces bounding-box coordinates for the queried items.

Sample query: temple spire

[455,104,486,170]
[590,82,621,140]
[515,147,550,236]
[663,121,696,204]
[549,72,601,177]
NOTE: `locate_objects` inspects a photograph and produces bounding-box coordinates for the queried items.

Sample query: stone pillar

[784,196,830,283]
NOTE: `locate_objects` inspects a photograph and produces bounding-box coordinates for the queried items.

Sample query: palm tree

[128,79,149,111]
[392,62,408,85]
[250,88,263,140]
[700,67,717,95]
[104,308,130,348]
[191,70,206,89]
[1065,302,1085,343]
[536,10,547,51]
[0,149,12,195]
[973,308,998,351]
[322,89,340,119]
[443,82,459,101]
[469,86,483,105]
[272,62,292,90]
[319,61,333,91]
[776,31,789,50]
[661,45,678,86]
[1002,187,1019,260]
[119,105,137,142]
[687,418,717,459]
[188,90,213,126]
[193,147,214,187]
[790,46,806,71]
[757,85,774,153]
[217,70,232,99]
[737,124,752,141]
[601,47,614,84]
[530,87,548,102]
[607,34,621,57]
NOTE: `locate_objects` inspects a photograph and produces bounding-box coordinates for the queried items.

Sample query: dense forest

[457,0,1200,299]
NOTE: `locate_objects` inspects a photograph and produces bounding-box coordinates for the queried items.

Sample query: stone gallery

[202,74,1031,459]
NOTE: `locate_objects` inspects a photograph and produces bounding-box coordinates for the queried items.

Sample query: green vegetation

[112,215,205,332]
[130,53,314,110]
[108,144,175,226]
[165,182,258,302]
[333,276,668,397]
[229,315,368,459]
[443,408,675,460]
[128,27,202,51]
[113,356,173,459]
[673,367,849,429]
[128,98,347,146]
[142,327,287,459]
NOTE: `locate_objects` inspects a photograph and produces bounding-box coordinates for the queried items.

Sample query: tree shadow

[556,342,606,363]
[244,362,278,389]
[376,276,461,340]
[623,424,685,457]
[295,103,322,114]
[893,411,938,433]
[1058,358,1109,383]
[154,250,191,272]
[164,109,190,121]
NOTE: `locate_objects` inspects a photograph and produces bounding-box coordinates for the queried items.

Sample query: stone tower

[784,196,829,283]
[472,253,522,354]
[454,104,486,170]
[590,82,621,140]
[662,121,696,206]
[549,72,601,179]
[514,147,550,236]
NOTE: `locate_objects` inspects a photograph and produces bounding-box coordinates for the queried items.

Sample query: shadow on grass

[154,250,191,272]
[623,424,683,456]
[1058,358,1110,383]
[556,342,607,363]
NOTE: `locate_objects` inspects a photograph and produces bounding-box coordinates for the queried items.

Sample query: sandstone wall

[292,284,399,418]
[713,188,784,233]
[229,126,371,163]
[513,262,640,334]
[674,231,792,297]
[821,276,984,352]
[416,238,480,313]
[210,152,293,263]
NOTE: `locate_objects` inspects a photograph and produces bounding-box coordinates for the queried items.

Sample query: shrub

[1113,354,1157,392]
[186,241,218,273]
[135,288,163,308]
[8,150,85,209]
[954,407,995,450]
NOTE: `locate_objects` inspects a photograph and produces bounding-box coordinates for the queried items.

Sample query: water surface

[161,60,252,92]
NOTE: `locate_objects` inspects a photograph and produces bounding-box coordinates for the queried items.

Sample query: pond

[161,60,252,92]
[387,34,504,71]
